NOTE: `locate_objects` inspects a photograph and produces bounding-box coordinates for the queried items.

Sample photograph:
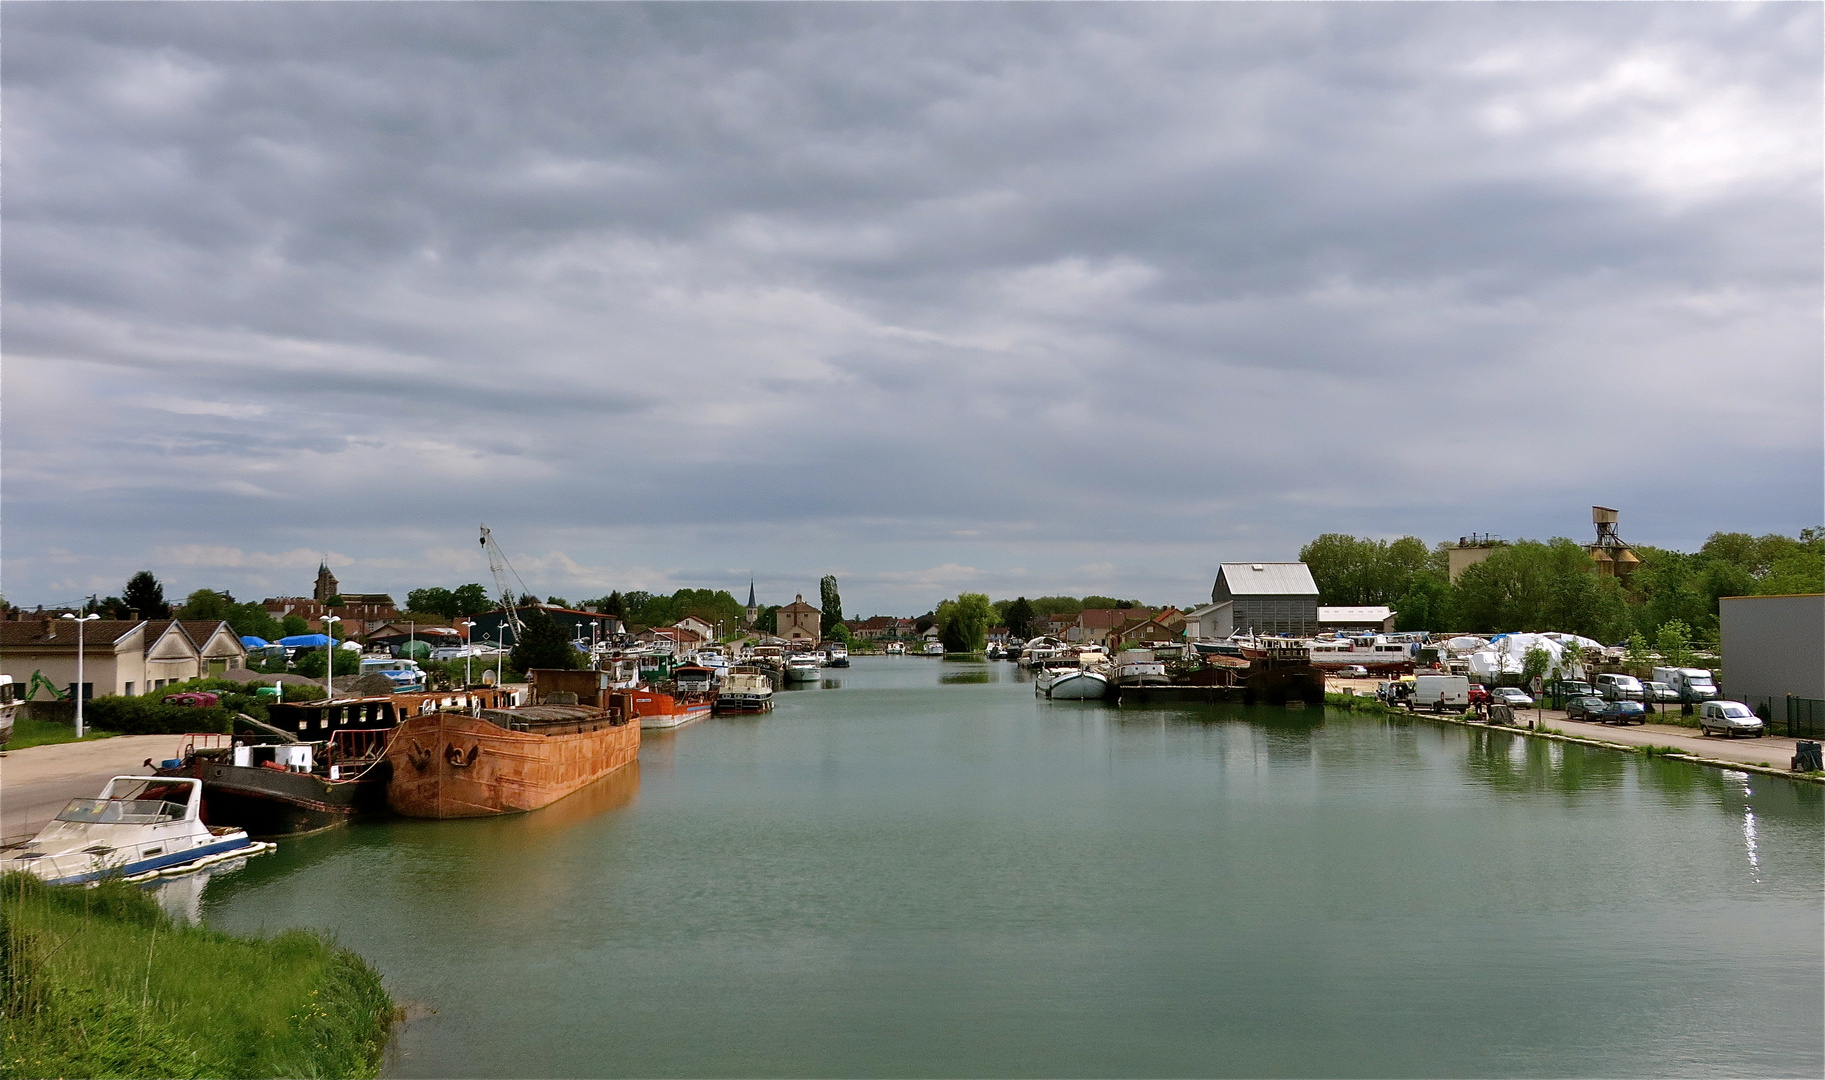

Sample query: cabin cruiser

[1113,649,1170,687]
[1019,637,1064,668]
[884,641,905,655]
[1307,634,1415,675]
[784,654,824,682]
[2,776,271,885]
[921,641,946,656]
[715,666,776,713]
[672,664,718,696]
[821,642,850,667]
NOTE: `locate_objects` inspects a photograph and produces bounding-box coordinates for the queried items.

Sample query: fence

[1737,695,1825,740]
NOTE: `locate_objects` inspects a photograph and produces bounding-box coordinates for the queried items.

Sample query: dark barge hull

[162,760,392,839]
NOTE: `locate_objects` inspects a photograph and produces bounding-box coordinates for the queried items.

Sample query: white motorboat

[822,642,850,667]
[921,641,946,657]
[1019,637,1064,668]
[1,776,271,886]
[715,667,776,713]
[1045,668,1111,700]
[884,642,905,655]
[1113,649,1170,687]
[784,654,824,682]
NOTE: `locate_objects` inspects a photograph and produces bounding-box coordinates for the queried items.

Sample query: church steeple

[744,579,758,626]
[313,561,340,604]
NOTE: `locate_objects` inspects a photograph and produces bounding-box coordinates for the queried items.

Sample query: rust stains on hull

[385,709,640,819]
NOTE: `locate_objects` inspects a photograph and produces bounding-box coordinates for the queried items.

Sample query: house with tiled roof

[1065,607,1154,644]
[776,594,821,644]
[0,616,243,699]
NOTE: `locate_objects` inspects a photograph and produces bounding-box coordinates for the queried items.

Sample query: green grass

[2,873,392,1079]
[3,717,119,751]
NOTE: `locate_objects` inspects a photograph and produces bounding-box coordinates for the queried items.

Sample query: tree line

[1299,528,1823,645]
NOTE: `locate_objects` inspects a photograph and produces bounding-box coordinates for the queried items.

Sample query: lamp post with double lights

[60,613,100,738]
[321,615,342,701]
[458,620,477,687]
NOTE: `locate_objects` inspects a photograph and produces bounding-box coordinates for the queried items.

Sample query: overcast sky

[4,1,1820,616]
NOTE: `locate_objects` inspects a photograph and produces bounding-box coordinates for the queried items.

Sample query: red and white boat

[630,686,714,730]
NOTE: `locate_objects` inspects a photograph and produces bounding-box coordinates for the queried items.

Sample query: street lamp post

[459,621,477,687]
[322,615,342,700]
[60,613,100,738]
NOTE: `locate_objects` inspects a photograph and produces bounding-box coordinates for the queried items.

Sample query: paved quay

[1327,677,1811,776]
[1,734,181,845]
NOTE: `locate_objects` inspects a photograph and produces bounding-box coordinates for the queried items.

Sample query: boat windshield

[56,798,186,824]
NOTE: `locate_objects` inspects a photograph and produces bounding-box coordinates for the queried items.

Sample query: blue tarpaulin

[240,636,270,648]
[277,633,333,648]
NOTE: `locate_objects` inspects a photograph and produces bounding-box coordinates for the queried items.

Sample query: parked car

[429,646,479,661]
[1467,684,1491,706]
[1595,674,1645,702]
[1412,674,1471,713]
[1337,665,1370,679]
[1557,681,1594,699]
[1642,681,1681,702]
[1564,695,1608,721]
[1593,700,1646,725]
[1698,700,1764,738]
[1651,666,1718,703]
[1492,686,1534,708]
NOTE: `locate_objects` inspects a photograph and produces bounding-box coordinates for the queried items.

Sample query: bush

[83,696,230,736]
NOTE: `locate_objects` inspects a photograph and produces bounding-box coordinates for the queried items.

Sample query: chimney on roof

[43,616,55,639]
[128,609,139,621]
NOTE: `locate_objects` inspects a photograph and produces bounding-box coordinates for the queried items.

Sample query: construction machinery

[479,524,531,640]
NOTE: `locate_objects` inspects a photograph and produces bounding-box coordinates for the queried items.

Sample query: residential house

[0,617,244,698]
[850,616,916,640]
[776,594,821,644]
[1066,608,1153,645]
[638,626,706,655]
[674,616,718,643]
[1181,602,1226,640]
[1107,613,1186,650]
[1207,563,1320,637]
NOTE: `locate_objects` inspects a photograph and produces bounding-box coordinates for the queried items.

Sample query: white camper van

[1650,667,1718,703]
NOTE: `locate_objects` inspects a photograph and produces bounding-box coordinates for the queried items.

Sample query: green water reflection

[200,657,1823,1078]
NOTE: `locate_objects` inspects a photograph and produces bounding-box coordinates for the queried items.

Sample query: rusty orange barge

[386,678,641,818]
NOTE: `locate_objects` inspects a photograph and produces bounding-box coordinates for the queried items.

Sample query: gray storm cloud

[3,2,1819,611]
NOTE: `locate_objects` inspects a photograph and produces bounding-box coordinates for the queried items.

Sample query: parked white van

[1698,700,1763,738]
[1412,674,1471,713]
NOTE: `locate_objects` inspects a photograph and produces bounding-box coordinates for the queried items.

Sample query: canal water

[197,657,1822,1077]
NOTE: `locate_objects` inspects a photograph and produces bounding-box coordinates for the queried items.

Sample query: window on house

[125,682,135,696]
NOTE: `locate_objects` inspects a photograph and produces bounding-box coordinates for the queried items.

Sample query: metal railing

[1736,695,1825,739]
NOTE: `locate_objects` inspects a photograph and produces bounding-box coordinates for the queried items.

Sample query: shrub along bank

[1,874,393,1079]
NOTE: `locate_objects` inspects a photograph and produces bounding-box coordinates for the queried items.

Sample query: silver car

[1698,701,1764,738]
[1642,681,1681,703]
[1492,686,1534,708]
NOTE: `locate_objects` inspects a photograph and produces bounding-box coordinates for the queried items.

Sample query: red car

[1467,684,1491,706]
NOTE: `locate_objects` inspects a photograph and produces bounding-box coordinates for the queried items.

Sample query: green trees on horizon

[1301,528,1823,643]
[936,593,994,653]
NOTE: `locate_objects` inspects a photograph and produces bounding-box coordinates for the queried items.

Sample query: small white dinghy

[1,776,272,886]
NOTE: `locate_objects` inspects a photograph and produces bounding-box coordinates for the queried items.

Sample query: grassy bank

[2,874,393,1079]
[3,717,120,751]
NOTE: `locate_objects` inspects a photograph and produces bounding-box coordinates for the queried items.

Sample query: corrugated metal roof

[1318,606,1394,622]
[1217,563,1318,597]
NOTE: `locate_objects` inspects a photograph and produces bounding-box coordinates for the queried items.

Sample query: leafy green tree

[280,614,310,637]
[1028,596,1083,618]
[1624,632,1654,676]
[1394,570,1452,632]
[1300,534,1432,606]
[1080,596,1140,610]
[936,593,993,653]
[820,576,843,636]
[511,609,581,671]
[176,589,235,621]
[546,596,572,609]
[1521,645,1553,691]
[451,583,493,615]
[1003,597,1036,639]
[598,591,627,620]
[294,647,359,679]
[1656,620,1695,670]
[123,571,170,618]
[225,602,281,640]
[407,587,458,619]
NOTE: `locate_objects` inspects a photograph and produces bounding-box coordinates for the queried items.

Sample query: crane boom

[479,523,530,638]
